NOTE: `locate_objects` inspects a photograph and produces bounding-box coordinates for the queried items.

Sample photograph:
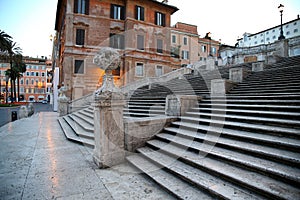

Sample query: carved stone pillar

[92,47,125,168]
[93,91,125,168]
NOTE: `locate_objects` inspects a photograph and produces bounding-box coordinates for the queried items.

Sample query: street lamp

[5,74,9,104]
[278,4,285,40]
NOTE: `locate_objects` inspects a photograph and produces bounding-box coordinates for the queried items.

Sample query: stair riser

[140,144,281,200]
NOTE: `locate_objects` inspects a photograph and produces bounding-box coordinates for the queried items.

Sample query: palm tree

[6,41,22,102]
[0,30,12,52]
[13,54,26,101]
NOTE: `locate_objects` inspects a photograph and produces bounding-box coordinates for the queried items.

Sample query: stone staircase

[58,106,95,148]
[127,59,300,199]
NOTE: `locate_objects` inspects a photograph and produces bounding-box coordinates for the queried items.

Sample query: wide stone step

[57,117,94,148]
[123,112,164,118]
[134,148,266,200]
[137,146,299,199]
[170,121,300,166]
[189,107,300,123]
[126,155,214,200]
[151,134,300,185]
[165,125,300,151]
[179,115,300,137]
[198,103,300,112]
[201,98,300,105]
[184,111,300,128]
[69,114,94,132]
[63,116,94,140]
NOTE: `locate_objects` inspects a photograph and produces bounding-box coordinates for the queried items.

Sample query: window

[135,6,144,21]
[137,35,144,50]
[286,31,290,35]
[155,12,165,26]
[74,60,84,74]
[26,72,30,76]
[201,45,207,53]
[31,79,34,85]
[111,4,125,20]
[41,72,45,77]
[110,33,125,49]
[157,39,163,53]
[156,66,163,77]
[182,50,189,59]
[183,37,188,45]
[31,72,35,76]
[294,29,298,33]
[211,47,216,55]
[172,35,176,43]
[26,79,29,85]
[26,65,30,69]
[74,0,89,15]
[20,79,24,85]
[273,36,276,39]
[42,66,46,70]
[135,63,144,77]
[36,72,39,76]
[76,29,85,45]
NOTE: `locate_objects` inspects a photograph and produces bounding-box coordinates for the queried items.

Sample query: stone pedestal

[206,57,216,70]
[165,95,201,116]
[18,106,28,119]
[58,96,69,116]
[274,39,289,58]
[229,67,248,83]
[252,62,265,72]
[93,91,125,168]
[211,79,235,96]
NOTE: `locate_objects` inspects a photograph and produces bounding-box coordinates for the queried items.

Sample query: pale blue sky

[0,0,299,57]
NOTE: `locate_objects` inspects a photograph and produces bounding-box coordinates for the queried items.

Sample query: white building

[238,15,300,47]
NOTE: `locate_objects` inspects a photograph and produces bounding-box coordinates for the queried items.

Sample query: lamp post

[5,74,9,104]
[278,4,285,40]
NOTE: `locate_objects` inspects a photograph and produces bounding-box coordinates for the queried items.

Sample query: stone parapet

[124,116,177,152]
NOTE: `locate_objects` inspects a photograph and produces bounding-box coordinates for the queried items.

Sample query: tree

[6,41,22,102]
[0,30,12,52]
[13,54,26,101]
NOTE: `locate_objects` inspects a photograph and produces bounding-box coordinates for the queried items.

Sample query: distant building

[0,57,51,103]
[54,0,179,100]
[237,15,300,47]
[171,22,220,67]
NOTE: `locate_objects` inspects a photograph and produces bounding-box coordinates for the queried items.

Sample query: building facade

[238,16,300,47]
[171,22,220,67]
[0,57,51,103]
[54,0,179,100]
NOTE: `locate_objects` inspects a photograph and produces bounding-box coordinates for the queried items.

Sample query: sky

[0,0,299,57]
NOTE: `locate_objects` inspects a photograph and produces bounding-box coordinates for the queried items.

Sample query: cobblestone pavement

[0,112,174,200]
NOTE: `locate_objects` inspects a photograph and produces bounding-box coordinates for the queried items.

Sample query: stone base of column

[92,91,125,169]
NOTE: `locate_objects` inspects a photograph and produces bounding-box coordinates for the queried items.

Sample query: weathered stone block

[252,62,265,72]
[58,96,69,116]
[18,106,28,119]
[211,79,235,96]
[229,67,248,83]
[206,57,216,70]
[93,92,126,168]
[165,95,201,117]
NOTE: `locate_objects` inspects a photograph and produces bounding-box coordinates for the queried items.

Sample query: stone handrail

[68,93,94,113]
[121,67,193,94]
